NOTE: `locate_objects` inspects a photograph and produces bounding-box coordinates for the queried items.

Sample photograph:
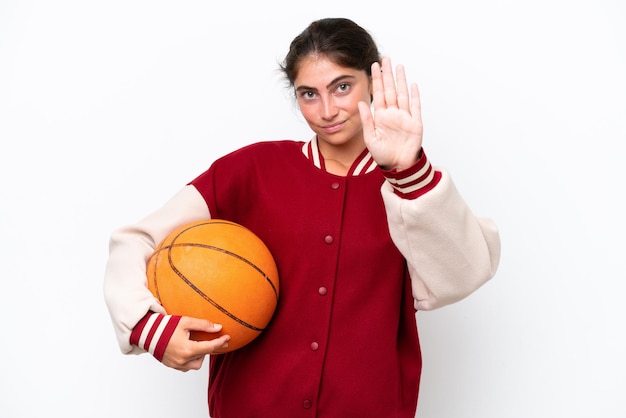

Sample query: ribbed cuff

[380,149,441,199]
[130,312,182,362]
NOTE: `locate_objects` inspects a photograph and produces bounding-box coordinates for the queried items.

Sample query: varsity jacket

[103,138,501,417]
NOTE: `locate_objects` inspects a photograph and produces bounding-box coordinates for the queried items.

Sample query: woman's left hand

[358,57,423,171]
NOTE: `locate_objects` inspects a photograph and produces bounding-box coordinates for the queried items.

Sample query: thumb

[181,316,224,334]
[358,101,375,145]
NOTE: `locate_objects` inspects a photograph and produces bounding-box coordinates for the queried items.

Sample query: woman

[104,17,501,417]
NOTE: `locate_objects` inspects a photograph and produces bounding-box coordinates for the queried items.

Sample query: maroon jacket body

[191,140,422,417]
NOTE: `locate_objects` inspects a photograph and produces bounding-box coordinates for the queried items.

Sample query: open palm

[359,57,424,171]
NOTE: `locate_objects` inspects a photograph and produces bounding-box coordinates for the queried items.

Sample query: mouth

[320,121,345,134]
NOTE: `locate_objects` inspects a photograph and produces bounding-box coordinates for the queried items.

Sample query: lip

[321,121,345,134]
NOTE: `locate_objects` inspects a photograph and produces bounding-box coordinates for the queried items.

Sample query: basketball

[146,219,279,353]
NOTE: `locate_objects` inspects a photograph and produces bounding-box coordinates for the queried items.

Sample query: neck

[316,136,365,175]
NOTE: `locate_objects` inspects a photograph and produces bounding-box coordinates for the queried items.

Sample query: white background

[1,1,625,417]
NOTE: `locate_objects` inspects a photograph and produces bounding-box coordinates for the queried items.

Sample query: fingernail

[221,342,229,348]
[214,323,223,330]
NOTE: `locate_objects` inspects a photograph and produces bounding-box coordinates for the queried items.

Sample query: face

[294,55,372,150]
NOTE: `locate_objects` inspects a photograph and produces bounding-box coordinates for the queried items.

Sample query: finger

[358,101,376,147]
[183,316,223,334]
[176,355,205,372]
[370,61,385,110]
[190,334,231,355]
[173,334,231,371]
[410,83,422,124]
[395,64,410,112]
[381,57,398,108]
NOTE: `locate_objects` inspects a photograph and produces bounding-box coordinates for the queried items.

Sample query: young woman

[104,17,501,417]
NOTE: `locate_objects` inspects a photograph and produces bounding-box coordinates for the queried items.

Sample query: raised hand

[358,57,423,171]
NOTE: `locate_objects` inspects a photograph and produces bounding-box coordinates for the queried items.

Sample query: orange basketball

[146,219,279,353]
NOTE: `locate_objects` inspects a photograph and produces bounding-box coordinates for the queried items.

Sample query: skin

[161,317,230,371]
[362,57,424,172]
[294,55,424,175]
[162,55,424,372]
[294,54,372,175]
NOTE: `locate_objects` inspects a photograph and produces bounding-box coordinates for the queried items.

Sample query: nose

[320,95,339,121]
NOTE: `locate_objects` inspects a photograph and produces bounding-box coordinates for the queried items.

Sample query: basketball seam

[164,242,276,331]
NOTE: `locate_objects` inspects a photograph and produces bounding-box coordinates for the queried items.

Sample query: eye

[336,83,351,94]
[299,90,318,101]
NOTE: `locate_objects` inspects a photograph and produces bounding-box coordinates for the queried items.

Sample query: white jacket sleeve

[382,168,501,311]
[103,185,211,354]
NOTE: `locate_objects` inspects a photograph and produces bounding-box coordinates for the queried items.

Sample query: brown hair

[280,18,381,88]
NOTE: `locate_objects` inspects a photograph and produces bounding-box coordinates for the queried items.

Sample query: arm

[381,159,501,310]
[360,57,500,310]
[103,185,228,360]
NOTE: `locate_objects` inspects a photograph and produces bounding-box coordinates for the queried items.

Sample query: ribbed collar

[300,137,378,176]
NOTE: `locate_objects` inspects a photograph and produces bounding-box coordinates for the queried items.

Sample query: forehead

[294,55,365,89]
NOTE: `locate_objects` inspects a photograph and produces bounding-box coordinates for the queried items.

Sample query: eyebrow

[295,74,357,93]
